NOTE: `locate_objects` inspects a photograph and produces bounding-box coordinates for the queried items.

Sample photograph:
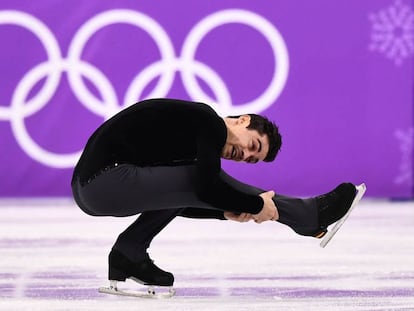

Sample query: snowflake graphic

[369,0,414,65]
[394,127,413,186]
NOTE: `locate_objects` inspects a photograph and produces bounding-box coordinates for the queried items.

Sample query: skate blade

[320,183,367,248]
[98,285,175,299]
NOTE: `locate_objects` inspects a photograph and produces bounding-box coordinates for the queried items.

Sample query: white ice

[0,199,413,310]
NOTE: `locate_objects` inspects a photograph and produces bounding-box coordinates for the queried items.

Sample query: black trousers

[72,164,318,262]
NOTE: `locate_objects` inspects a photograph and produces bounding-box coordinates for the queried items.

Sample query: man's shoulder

[135,98,218,117]
[147,98,215,111]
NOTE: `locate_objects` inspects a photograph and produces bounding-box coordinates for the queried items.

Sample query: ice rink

[0,199,413,311]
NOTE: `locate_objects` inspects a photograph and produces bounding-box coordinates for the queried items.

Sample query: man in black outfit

[71,98,357,291]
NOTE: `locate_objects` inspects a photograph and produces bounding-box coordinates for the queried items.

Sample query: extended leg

[220,170,363,240]
[219,170,320,236]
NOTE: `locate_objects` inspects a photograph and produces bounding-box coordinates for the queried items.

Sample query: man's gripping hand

[224,212,254,222]
[254,191,279,224]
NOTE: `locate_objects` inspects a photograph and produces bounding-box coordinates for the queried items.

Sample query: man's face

[222,115,269,163]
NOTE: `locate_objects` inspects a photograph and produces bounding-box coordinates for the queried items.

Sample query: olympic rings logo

[0,9,289,168]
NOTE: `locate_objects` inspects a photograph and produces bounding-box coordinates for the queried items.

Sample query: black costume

[71,98,319,263]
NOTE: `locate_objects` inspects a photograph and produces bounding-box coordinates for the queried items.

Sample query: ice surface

[0,199,413,310]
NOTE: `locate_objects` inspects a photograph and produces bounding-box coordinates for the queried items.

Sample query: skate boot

[313,183,366,247]
[98,249,175,298]
[314,183,357,237]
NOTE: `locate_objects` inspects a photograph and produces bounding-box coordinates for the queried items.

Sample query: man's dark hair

[228,114,282,162]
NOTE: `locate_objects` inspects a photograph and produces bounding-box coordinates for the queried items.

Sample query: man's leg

[103,209,182,288]
[270,194,321,237]
[72,164,212,289]
[112,209,182,262]
[72,163,212,217]
[218,170,356,238]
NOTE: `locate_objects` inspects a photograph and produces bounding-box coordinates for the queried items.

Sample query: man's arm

[189,104,276,221]
[193,128,264,214]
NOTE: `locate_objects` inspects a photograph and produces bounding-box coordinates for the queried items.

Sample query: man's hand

[224,212,254,222]
[253,191,278,224]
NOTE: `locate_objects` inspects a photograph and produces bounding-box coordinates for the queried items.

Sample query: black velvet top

[73,98,263,214]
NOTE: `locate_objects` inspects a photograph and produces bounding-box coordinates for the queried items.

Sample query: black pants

[72,164,318,262]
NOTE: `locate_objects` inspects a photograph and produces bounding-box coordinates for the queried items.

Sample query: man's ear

[237,115,251,127]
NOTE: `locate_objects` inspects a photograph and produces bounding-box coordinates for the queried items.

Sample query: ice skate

[98,250,175,298]
[311,183,366,248]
